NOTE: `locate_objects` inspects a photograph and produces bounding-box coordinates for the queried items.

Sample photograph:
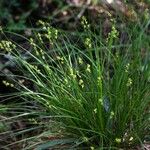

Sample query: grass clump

[0,17,150,149]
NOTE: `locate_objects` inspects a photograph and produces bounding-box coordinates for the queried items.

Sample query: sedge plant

[0,17,150,149]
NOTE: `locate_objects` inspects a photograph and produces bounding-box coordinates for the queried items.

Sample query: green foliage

[0,17,150,149]
[0,0,38,30]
